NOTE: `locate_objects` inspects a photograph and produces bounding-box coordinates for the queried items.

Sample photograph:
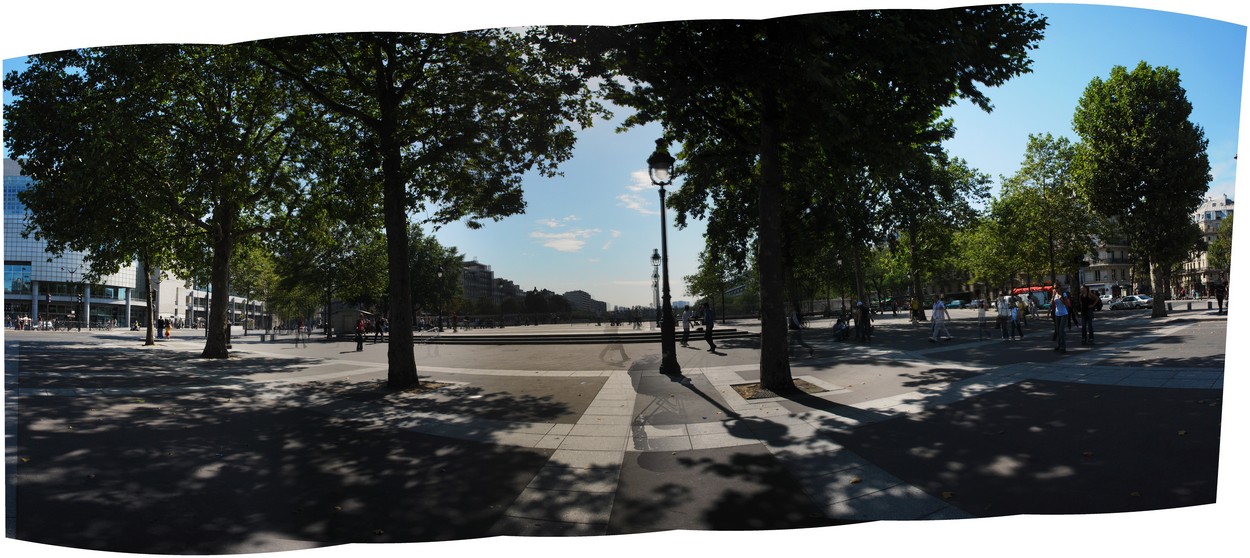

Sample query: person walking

[929,294,951,342]
[354,313,366,352]
[977,297,989,340]
[910,296,921,325]
[1053,291,1070,353]
[1079,286,1097,345]
[702,302,717,352]
[1216,280,1227,315]
[1010,300,1024,340]
[996,295,1011,340]
[856,300,873,342]
[681,305,692,346]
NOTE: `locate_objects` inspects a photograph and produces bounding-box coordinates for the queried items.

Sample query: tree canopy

[557,7,1045,391]
[1073,61,1211,316]
[5,44,317,355]
[257,30,602,389]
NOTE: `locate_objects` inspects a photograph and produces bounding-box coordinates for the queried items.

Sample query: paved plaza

[3,306,1236,556]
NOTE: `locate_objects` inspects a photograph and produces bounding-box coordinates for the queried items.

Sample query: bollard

[1208,301,1213,310]
[1187,302,1192,311]
[1168,302,1172,311]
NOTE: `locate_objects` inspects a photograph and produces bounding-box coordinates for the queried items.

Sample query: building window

[4,262,32,295]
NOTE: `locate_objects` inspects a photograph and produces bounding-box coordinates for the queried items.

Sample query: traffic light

[45,292,52,304]
[76,293,83,303]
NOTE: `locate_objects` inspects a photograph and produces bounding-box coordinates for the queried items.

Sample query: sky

[1,2,1247,554]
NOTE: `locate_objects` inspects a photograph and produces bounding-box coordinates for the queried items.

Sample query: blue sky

[2,1,1246,313]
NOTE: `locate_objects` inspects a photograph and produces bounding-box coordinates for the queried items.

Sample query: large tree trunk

[1150,260,1169,318]
[142,254,156,346]
[757,94,794,393]
[201,223,234,358]
[381,122,420,390]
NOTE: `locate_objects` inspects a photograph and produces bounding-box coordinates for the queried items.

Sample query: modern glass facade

[4,158,144,328]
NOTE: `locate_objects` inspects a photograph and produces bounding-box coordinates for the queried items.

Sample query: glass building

[4,158,145,329]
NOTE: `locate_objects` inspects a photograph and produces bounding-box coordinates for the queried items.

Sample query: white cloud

[620,170,661,215]
[601,229,622,250]
[618,193,658,216]
[530,228,601,253]
[537,218,561,228]
[626,170,655,192]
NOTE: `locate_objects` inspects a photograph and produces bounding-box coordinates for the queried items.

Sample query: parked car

[1109,296,1136,310]
[1100,294,1113,305]
[946,300,963,309]
[1128,294,1153,308]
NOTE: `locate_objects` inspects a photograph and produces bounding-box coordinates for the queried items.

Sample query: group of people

[679,302,718,352]
[970,286,1101,353]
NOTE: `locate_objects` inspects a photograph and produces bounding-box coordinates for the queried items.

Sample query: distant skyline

[2,2,1245,312]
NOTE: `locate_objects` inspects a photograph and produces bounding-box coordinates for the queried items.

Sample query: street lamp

[62,264,80,331]
[650,249,660,331]
[648,139,680,376]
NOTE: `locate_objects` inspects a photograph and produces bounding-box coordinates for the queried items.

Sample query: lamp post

[62,264,80,331]
[648,139,680,376]
[650,250,660,331]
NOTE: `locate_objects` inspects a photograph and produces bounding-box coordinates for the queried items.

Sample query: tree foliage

[559,7,1045,391]
[1208,213,1234,276]
[257,30,601,389]
[5,45,316,355]
[1073,62,1211,316]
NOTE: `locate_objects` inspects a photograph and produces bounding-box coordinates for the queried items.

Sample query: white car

[1123,294,1153,308]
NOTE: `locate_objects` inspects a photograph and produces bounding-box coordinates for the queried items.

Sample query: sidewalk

[4,308,1230,554]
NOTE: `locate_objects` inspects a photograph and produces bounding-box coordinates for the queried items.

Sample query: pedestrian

[1216,280,1227,315]
[977,297,988,340]
[1053,290,1070,353]
[681,305,692,346]
[790,305,813,356]
[355,313,366,351]
[996,295,1011,340]
[702,302,717,352]
[1079,286,1098,345]
[1016,296,1029,327]
[910,296,921,325]
[929,294,951,342]
[855,300,873,342]
[1010,300,1024,340]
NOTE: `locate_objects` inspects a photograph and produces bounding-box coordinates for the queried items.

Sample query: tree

[1073,62,1212,317]
[6,45,314,356]
[258,30,601,389]
[408,226,463,320]
[998,133,1105,292]
[562,7,1044,392]
[1207,213,1233,279]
